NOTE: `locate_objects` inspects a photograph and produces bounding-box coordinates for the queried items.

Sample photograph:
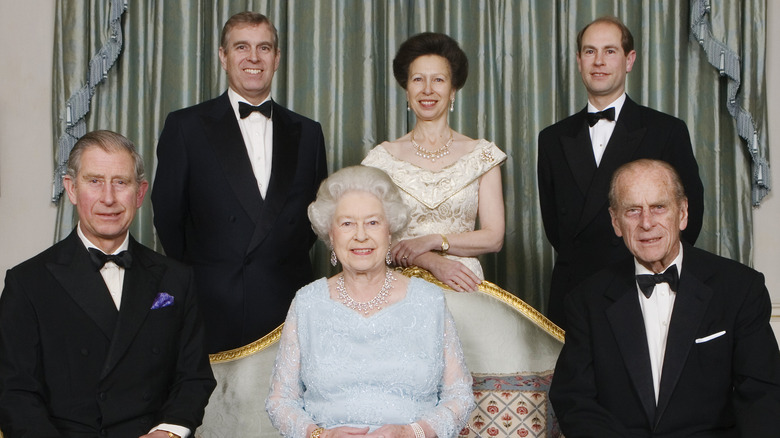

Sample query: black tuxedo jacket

[537,96,704,330]
[550,244,780,438]
[0,232,215,437]
[152,92,328,353]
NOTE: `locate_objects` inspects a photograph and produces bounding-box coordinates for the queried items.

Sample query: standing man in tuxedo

[538,16,704,330]
[550,159,780,437]
[0,130,215,437]
[152,12,328,353]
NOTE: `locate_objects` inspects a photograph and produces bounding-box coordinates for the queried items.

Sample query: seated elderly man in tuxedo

[550,159,780,437]
[0,131,215,437]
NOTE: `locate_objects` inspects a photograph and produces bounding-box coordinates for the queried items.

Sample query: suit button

[151,346,160,354]
[99,392,107,401]
[100,429,107,436]
[244,257,251,265]
[143,391,151,401]
[229,215,237,223]
[81,348,89,356]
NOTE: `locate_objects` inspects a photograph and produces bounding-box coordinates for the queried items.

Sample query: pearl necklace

[336,269,396,315]
[411,129,453,162]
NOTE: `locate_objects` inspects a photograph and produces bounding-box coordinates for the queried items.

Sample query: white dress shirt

[228,88,274,198]
[588,93,626,166]
[77,224,129,309]
[635,243,683,404]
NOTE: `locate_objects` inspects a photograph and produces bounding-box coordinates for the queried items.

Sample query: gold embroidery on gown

[363,139,507,280]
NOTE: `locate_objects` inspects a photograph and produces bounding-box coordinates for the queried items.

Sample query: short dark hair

[66,130,145,184]
[392,32,469,90]
[609,159,686,209]
[577,16,634,54]
[220,11,279,50]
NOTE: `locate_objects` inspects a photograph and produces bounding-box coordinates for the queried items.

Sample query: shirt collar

[587,93,627,121]
[76,222,130,255]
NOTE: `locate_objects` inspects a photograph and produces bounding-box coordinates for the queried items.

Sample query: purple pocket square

[151,292,174,309]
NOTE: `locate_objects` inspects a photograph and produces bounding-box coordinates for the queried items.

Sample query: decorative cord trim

[690,0,770,205]
[51,0,128,201]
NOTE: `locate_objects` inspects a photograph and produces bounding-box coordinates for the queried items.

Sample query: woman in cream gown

[363,32,506,292]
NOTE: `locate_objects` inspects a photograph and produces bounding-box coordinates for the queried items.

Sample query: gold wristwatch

[166,432,181,438]
[311,427,325,438]
[440,234,450,253]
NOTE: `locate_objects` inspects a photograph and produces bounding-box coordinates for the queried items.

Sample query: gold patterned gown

[362,139,507,280]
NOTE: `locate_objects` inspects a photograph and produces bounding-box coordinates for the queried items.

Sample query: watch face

[442,241,449,251]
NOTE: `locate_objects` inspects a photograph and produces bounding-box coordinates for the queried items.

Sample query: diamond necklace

[336,268,396,315]
[411,128,453,162]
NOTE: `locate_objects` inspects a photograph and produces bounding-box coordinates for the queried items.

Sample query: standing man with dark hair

[538,16,704,330]
[0,130,215,437]
[550,159,780,437]
[152,12,328,353]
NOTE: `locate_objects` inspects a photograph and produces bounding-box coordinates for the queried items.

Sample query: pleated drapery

[52,0,766,313]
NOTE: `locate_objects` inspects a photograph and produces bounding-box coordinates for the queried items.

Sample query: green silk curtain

[53,0,765,313]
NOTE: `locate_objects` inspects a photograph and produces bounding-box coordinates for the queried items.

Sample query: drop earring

[330,250,338,267]
[386,249,392,265]
[450,98,455,112]
[407,101,410,112]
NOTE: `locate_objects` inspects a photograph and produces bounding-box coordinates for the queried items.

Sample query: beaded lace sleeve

[265,297,313,438]
[420,308,475,438]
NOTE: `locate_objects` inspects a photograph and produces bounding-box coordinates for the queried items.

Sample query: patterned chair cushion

[461,372,562,438]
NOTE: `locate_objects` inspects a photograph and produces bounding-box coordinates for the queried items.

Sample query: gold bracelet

[311,426,325,438]
[166,433,181,438]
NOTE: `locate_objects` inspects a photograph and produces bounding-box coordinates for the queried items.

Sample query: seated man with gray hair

[550,158,780,437]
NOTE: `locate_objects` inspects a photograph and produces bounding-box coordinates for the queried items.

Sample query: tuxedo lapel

[562,108,597,197]
[605,267,657,423]
[246,102,301,252]
[204,93,264,222]
[101,239,163,378]
[576,98,646,233]
[46,233,118,340]
[654,246,713,425]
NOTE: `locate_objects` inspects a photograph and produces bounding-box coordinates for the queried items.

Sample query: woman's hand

[321,426,371,438]
[424,254,481,292]
[392,235,442,267]
[364,424,414,438]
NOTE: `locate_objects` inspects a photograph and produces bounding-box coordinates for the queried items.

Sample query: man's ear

[63,175,78,206]
[609,207,624,237]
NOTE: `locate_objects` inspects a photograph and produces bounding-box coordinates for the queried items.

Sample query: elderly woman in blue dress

[266,165,474,438]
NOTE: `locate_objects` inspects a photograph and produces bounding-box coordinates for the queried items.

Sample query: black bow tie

[636,265,679,298]
[89,248,133,270]
[586,107,616,126]
[238,101,272,119]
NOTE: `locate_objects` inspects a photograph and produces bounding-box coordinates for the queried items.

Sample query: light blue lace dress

[266,277,474,438]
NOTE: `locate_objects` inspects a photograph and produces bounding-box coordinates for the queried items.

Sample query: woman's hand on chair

[427,256,480,292]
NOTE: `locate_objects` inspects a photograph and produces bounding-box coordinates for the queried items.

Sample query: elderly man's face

[329,191,391,275]
[64,147,148,253]
[609,165,688,273]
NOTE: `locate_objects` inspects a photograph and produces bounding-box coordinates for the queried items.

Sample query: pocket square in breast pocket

[695,330,726,344]
[151,292,174,309]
